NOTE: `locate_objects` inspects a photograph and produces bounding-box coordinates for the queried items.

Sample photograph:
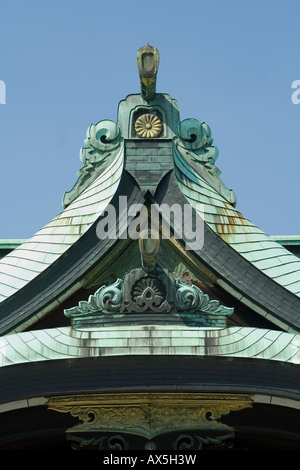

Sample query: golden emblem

[135,113,162,138]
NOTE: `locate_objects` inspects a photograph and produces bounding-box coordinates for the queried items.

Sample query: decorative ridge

[64,236,233,329]
[64,276,233,320]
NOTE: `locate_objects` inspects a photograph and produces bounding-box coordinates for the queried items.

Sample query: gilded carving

[135,113,162,138]
[47,393,252,440]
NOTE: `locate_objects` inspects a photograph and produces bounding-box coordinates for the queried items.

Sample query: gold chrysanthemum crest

[135,113,162,138]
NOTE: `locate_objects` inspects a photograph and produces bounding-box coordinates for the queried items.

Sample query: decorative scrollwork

[64,279,123,317]
[64,263,233,326]
[173,434,200,450]
[175,118,236,207]
[48,392,252,441]
[177,118,216,158]
[175,279,234,316]
[81,120,122,161]
[63,119,123,207]
[67,433,129,450]
[172,432,234,451]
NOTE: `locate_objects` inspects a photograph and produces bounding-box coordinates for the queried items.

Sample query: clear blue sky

[0,0,299,239]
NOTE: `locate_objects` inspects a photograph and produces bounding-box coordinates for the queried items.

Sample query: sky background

[0,0,299,240]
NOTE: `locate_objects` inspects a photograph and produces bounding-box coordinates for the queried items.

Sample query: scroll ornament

[64,279,123,318]
[176,118,218,163]
[64,275,233,323]
[175,279,233,316]
[63,120,123,207]
[80,120,122,164]
[175,118,236,207]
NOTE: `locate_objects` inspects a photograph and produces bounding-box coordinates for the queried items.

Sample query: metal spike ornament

[137,44,160,101]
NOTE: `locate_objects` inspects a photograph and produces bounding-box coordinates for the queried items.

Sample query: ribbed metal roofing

[174,141,300,297]
[0,325,299,367]
[0,89,299,309]
[0,144,124,302]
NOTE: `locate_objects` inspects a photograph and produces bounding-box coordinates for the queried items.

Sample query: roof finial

[137,44,160,101]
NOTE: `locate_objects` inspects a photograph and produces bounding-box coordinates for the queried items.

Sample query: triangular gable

[0,49,299,334]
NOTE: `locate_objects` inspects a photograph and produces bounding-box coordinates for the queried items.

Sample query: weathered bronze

[137,43,160,100]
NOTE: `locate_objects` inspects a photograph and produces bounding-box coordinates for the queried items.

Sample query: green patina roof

[271,235,300,246]
[0,240,27,249]
[0,43,299,319]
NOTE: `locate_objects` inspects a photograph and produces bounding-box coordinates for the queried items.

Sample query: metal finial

[137,44,160,101]
[139,229,160,272]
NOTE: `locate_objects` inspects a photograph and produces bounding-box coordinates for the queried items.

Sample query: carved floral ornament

[64,276,233,317]
[47,392,252,442]
[135,113,162,138]
[64,271,233,328]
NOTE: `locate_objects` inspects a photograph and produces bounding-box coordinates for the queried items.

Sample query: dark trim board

[0,356,299,404]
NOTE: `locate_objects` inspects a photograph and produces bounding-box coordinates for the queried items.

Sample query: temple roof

[0,44,299,334]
